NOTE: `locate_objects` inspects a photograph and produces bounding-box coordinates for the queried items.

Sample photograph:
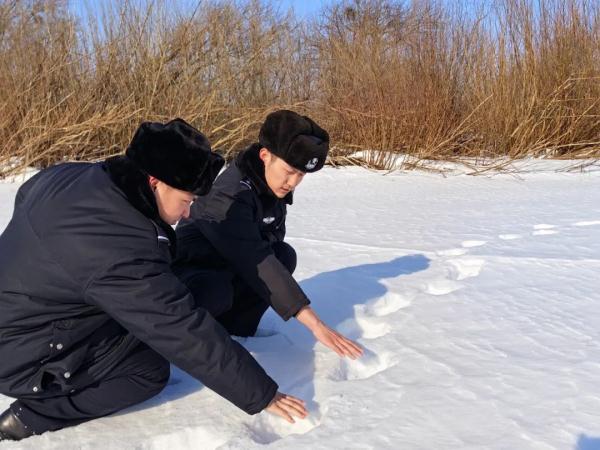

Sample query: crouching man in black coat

[0,118,307,441]
[174,110,363,388]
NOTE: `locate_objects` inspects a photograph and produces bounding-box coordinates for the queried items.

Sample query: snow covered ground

[1,161,600,449]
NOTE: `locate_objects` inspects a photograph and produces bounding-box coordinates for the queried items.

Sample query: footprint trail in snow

[240,215,600,447]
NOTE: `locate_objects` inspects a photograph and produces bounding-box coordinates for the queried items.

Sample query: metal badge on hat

[305,158,318,170]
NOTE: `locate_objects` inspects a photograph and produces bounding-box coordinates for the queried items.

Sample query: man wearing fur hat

[0,118,306,440]
[175,110,363,395]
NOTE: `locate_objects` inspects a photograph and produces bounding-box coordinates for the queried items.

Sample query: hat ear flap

[192,152,225,195]
[302,115,329,143]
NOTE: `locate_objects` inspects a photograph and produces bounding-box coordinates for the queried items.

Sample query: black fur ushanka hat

[126,118,224,195]
[258,110,329,173]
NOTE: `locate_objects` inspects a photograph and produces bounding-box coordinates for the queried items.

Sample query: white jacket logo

[263,216,275,224]
[305,158,318,170]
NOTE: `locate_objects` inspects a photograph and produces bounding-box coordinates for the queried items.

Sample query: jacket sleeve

[197,189,310,321]
[84,253,278,415]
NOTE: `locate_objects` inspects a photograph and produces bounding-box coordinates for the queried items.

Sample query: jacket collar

[235,143,293,205]
[103,155,177,256]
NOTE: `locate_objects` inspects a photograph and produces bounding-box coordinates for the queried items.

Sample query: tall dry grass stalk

[0,0,598,176]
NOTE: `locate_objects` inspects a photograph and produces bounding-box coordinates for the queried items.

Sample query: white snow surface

[1,161,600,449]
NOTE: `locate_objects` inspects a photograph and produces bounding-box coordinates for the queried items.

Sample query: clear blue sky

[69,0,482,25]
[271,0,333,18]
[69,0,334,20]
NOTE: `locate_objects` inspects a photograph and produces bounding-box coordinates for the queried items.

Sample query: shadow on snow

[119,253,430,425]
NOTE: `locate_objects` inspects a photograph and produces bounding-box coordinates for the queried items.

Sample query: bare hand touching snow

[265,392,308,424]
[295,305,364,359]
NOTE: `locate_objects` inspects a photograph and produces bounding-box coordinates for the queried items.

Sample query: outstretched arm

[193,189,311,321]
[85,254,278,415]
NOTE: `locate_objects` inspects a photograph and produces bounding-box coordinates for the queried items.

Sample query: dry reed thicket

[0,0,598,177]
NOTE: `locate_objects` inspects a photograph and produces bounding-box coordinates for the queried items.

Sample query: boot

[0,407,34,441]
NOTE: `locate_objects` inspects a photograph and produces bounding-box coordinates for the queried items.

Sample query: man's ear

[148,175,159,192]
[258,148,271,164]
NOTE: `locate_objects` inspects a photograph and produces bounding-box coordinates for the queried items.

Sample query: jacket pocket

[39,320,91,392]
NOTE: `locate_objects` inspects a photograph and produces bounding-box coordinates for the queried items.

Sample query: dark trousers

[178,241,297,337]
[10,342,170,436]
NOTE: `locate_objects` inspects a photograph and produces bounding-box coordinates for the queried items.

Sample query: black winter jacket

[175,144,310,320]
[0,157,277,414]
